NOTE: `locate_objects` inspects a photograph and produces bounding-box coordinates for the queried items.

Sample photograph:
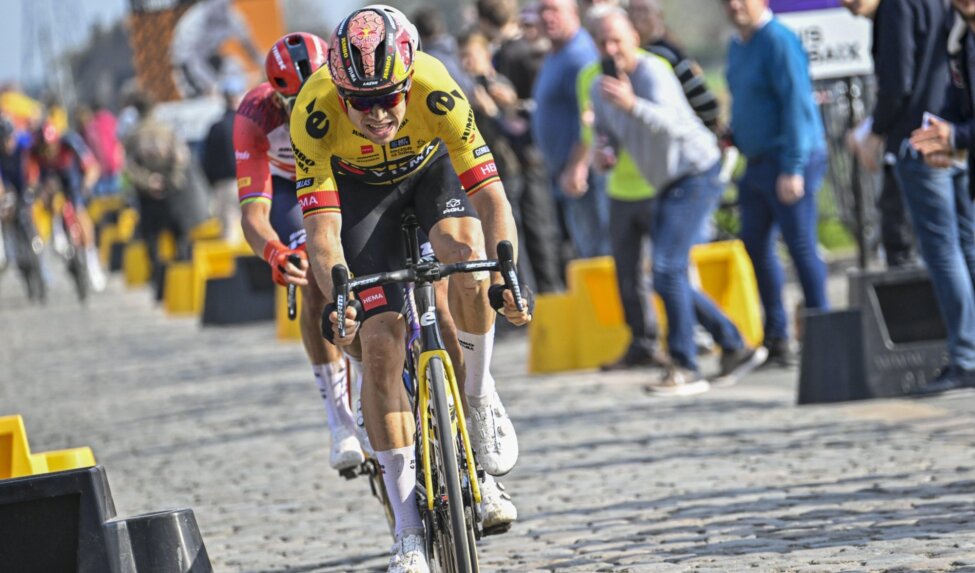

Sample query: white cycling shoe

[467,391,518,476]
[388,530,430,573]
[479,474,517,533]
[330,424,365,471]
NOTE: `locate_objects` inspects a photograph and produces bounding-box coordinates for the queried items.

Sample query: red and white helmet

[328,4,419,94]
[265,32,328,97]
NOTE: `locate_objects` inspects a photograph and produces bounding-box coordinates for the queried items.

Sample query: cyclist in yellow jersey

[290,6,530,572]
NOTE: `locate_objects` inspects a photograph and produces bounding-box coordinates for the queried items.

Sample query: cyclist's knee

[432,219,486,264]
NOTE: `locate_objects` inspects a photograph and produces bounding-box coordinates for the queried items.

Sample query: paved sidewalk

[1,271,974,573]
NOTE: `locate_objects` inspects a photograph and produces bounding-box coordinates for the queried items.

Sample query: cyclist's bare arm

[240,201,308,286]
[468,181,530,325]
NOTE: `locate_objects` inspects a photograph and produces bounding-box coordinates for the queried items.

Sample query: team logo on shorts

[443,198,465,215]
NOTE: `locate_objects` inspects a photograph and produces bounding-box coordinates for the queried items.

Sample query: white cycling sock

[457,325,496,401]
[346,354,363,399]
[312,361,355,435]
[376,445,422,535]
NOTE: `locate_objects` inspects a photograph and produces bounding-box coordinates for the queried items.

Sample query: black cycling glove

[488,283,535,315]
[321,299,364,343]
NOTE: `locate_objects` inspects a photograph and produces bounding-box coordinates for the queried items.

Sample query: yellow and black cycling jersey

[289,52,500,219]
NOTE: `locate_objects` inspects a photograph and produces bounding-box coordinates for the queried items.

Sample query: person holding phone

[584,8,768,392]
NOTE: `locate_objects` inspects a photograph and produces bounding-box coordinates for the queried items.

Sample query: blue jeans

[738,149,829,342]
[652,163,745,371]
[552,170,611,259]
[894,147,975,370]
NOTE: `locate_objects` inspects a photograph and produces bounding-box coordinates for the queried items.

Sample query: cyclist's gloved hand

[322,298,364,345]
[488,283,534,325]
[263,240,308,287]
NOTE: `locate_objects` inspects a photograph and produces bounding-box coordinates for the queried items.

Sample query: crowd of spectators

[3,0,974,395]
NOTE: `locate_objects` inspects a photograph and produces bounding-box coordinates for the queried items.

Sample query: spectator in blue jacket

[533,0,611,261]
[908,1,975,394]
[724,0,829,367]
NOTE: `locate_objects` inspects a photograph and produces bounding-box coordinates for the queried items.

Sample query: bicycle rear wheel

[13,218,46,303]
[427,356,475,573]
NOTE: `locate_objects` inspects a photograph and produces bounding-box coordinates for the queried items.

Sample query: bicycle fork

[417,348,482,510]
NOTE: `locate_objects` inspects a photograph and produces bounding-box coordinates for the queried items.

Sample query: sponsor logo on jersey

[426,90,457,115]
[298,194,319,208]
[235,150,251,161]
[360,145,374,154]
[304,99,330,139]
[473,145,490,158]
[296,178,314,190]
[293,147,316,168]
[443,197,465,215]
[390,136,410,149]
[480,162,498,177]
[360,286,387,311]
[237,176,252,187]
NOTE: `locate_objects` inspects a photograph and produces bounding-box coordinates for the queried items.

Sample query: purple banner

[770,0,841,13]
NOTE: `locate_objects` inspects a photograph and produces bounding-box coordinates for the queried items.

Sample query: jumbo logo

[426,90,459,116]
[304,99,330,139]
[294,147,316,167]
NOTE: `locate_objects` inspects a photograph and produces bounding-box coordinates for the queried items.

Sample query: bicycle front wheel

[427,356,475,573]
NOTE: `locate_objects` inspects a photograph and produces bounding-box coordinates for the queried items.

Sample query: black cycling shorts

[335,147,477,321]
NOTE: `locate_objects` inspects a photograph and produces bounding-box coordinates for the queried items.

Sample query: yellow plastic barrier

[0,416,96,479]
[0,415,42,478]
[190,218,223,242]
[87,196,125,225]
[38,447,96,473]
[164,261,198,315]
[528,293,577,372]
[276,285,303,340]
[116,208,140,242]
[528,241,764,373]
[567,257,632,370]
[693,240,764,348]
[124,241,152,286]
[98,224,119,268]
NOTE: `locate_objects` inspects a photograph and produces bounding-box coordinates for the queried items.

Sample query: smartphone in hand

[600,55,618,78]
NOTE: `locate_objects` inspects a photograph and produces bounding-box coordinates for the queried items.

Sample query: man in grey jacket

[588,8,766,393]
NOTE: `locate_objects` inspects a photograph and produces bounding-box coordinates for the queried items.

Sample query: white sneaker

[467,391,518,476]
[87,256,107,293]
[479,474,516,533]
[330,424,365,471]
[388,530,430,573]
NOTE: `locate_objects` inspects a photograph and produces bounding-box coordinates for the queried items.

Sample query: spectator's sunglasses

[342,81,411,113]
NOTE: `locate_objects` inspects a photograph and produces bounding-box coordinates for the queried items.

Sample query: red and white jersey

[234,82,295,206]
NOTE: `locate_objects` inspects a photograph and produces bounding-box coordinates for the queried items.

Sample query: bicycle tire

[14,219,45,303]
[427,356,474,573]
[68,245,89,302]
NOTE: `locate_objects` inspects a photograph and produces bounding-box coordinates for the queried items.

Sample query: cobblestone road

[1,270,974,572]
